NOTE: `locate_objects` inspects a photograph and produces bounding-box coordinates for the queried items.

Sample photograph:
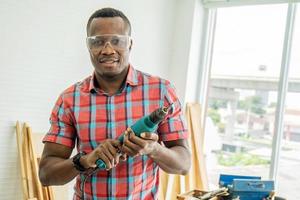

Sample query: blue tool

[96,105,171,169]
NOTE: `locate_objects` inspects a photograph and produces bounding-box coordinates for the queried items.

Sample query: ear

[129,38,133,51]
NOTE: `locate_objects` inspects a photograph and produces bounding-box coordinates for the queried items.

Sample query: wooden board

[16,121,29,199]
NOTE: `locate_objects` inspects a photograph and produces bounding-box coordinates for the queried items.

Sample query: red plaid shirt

[43,65,188,200]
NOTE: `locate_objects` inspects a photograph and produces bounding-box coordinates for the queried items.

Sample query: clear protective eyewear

[86,34,131,52]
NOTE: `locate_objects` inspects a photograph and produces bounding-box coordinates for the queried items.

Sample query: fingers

[122,128,159,157]
[107,142,120,165]
[86,130,159,169]
[101,145,115,166]
[94,139,121,170]
[111,139,122,149]
[97,150,112,169]
[122,130,142,157]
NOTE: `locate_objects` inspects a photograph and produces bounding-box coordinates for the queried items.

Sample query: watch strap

[72,152,87,172]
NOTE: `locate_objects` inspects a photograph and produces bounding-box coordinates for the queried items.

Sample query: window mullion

[197,9,217,128]
[269,3,297,184]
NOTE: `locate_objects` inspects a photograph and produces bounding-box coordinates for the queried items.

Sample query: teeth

[100,58,118,63]
[103,60,115,64]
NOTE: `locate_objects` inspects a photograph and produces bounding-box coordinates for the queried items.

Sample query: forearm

[149,143,191,175]
[39,156,79,186]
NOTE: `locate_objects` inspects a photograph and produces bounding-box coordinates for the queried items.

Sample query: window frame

[198,2,298,187]
[202,0,299,8]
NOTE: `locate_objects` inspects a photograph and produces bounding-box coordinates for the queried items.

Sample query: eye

[111,38,120,45]
[91,38,105,46]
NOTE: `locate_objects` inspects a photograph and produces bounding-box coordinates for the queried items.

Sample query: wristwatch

[72,152,87,172]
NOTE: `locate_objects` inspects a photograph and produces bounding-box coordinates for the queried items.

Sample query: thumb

[140,132,158,141]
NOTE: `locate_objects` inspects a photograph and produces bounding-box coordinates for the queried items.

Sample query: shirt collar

[89,64,139,94]
[126,64,139,86]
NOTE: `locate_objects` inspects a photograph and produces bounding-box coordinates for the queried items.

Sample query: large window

[202,3,299,199]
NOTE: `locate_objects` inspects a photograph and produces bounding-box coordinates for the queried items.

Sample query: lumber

[47,186,54,200]
[26,125,44,200]
[22,123,34,199]
[16,121,29,199]
[16,122,54,200]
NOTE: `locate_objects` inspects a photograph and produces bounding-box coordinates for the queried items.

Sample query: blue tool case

[219,174,274,200]
[229,179,274,200]
[219,174,261,187]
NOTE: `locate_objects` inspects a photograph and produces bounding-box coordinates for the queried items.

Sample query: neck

[94,67,129,96]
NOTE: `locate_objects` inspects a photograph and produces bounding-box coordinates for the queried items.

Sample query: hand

[122,128,159,157]
[80,139,121,170]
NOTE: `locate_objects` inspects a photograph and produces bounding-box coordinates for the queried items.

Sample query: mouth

[99,57,119,64]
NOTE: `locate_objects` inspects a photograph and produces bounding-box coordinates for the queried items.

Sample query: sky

[211,3,300,108]
[212,3,300,79]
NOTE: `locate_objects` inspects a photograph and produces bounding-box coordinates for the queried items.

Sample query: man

[39,7,191,200]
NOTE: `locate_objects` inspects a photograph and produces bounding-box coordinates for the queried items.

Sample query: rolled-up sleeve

[43,94,76,148]
[157,81,188,141]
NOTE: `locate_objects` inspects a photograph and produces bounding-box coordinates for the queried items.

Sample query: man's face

[87,17,132,78]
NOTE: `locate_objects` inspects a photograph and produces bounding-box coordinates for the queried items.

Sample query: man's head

[86,8,132,79]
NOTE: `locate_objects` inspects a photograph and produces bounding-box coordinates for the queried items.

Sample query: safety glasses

[86,34,131,52]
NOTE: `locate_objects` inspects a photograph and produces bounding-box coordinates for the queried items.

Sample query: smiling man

[39,7,191,200]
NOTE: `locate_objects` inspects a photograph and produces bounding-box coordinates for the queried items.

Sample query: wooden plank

[22,123,34,199]
[16,121,29,199]
[41,186,49,200]
[47,185,54,200]
[26,125,44,200]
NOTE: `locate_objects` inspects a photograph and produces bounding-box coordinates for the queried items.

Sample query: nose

[101,42,116,55]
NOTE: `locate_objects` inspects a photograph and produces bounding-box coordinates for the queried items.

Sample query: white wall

[170,0,206,103]
[0,0,205,199]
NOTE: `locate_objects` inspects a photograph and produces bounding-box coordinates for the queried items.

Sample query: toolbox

[219,174,274,200]
[178,174,276,200]
[219,174,261,187]
[229,179,274,200]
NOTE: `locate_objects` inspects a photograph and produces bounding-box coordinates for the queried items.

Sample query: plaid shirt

[43,65,188,200]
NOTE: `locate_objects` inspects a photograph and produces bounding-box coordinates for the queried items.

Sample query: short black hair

[86,7,131,36]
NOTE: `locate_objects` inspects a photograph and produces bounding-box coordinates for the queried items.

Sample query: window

[202,3,299,199]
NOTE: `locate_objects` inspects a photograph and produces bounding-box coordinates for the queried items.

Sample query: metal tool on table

[198,187,229,200]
